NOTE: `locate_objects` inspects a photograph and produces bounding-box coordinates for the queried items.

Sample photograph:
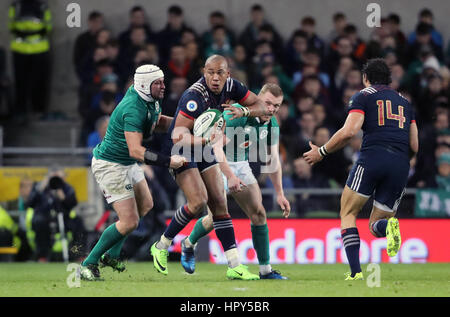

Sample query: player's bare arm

[267,144,291,217]
[125,131,185,168]
[303,112,365,165]
[409,121,419,158]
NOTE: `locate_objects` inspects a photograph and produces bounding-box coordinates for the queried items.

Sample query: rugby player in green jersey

[180,83,291,279]
[79,65,186,281]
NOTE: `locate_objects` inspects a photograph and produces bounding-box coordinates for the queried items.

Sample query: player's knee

[189,196,208,214]
[140,199,153,216]
[250,206,266,225]
[122,216,140,233]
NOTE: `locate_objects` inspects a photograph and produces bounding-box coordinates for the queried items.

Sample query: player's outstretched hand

[227,174,247,193]
[170,155,187,169]
[303,141,323,166]
[277,195,291,218]
[221,104,243,120]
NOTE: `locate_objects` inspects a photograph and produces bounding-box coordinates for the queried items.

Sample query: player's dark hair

[362,58,392,85]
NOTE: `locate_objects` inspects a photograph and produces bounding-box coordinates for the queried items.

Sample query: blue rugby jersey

[347,85,415,157]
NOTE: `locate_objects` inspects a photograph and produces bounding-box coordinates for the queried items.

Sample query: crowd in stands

[74,5,450,217]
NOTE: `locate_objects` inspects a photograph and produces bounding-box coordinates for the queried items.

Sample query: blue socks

[372,219,388,237]
[164,205,194,240]
[341,227,361,277]
[213,215,237,252]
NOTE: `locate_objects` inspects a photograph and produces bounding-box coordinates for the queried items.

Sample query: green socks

[188,216,212,244]
[82,223,125,266]
[251,223,270,265]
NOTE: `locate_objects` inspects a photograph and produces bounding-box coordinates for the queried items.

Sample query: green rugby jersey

[223,104,279,162]
[93,85,161,165]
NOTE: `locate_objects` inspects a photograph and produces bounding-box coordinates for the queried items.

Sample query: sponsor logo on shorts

[125,184,133,191]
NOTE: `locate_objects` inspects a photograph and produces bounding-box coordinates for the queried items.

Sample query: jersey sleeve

[123,106,144,132]
[347,91,366,115]
[177,93,204,121]
[230,78,251,104]
[223,103,248,128]
[269,117,280,146]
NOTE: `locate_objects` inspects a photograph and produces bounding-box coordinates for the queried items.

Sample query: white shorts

[223,161,257,193]
[91,157,145,204]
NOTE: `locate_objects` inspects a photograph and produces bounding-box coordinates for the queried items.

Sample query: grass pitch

[0,262,448,297]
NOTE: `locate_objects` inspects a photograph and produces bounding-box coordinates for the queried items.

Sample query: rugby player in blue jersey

[304,58,419,280]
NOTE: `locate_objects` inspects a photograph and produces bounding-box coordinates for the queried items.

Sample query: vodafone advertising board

[168,219,450,264]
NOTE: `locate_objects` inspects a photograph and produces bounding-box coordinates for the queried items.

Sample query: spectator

[257,24,284,63]
[201,11,236,52]
[292,48,330,87]
[73,11,104,80]
[327,36,355,75]
[228,45,249,86]
[204,25,234,58]
[184,41,203,84]
[164,45,197,95]
[157,5,190,65]
[118,6,155,50]
[311,126,352,186]
[432,152,450,190]
[292,74,332,111]
[118,26,149,81]
[390,63,406,90]
[9,0,52,122]
[344,131,363,164]
[406,22,444,65]
[96,28,112,47]
[330,56,354,104]
[386,13,407,64]
[239,4,283,60]
[163,77,188,117]
[87,115,109,162]
[343,24,366,64]
[180,27,199,46]
[408,8,444,49]
[27,166,85,262]
[291,157,331,217]
[327,12,347,45]
[299,16,325,59]
[284,30,309,77]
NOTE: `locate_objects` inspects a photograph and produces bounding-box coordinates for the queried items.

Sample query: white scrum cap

[134,64,164,96]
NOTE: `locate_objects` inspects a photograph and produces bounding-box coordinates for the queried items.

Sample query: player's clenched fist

[170,155,187,169]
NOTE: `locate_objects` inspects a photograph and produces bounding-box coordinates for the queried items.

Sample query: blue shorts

[167,144,218,177]
[346,148,409,212]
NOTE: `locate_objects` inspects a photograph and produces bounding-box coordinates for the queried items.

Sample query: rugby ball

[193,109,224,138]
